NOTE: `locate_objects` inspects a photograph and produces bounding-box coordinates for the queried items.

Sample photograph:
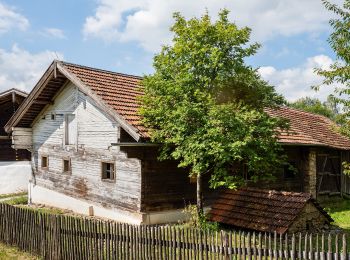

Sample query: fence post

[341,234,346,260]
[327,233,332,260]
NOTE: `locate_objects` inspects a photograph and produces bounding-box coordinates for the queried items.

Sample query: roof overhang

[0,88,28,100]
[280,142,348,150]
[4,60,142,141]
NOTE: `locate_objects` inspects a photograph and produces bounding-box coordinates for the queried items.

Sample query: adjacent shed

[0,88,30,161]
[210,188,333,234]
[0,88,31,194]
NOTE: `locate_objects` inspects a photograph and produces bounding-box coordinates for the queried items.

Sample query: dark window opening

[102,162,115,180]
[63,159,71,173]
[41,156,48,169]
[284,162,297,179]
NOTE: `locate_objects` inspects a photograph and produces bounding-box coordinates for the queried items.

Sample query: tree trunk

[197,173,203,215]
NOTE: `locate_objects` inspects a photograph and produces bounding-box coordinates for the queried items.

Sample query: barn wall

[247,146,306,192]
[0,97,30,161]
[316,148,342,196]
[31,82,142,214]
[121,146,218,213]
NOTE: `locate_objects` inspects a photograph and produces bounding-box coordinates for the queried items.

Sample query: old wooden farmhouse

[0,88,31,194]
[4,60,350,225]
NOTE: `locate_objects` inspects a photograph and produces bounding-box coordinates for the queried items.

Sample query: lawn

[320,196,350,234]
[0,243,38,260]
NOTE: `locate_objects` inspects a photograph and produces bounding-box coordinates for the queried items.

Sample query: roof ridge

[280,105,334,121]
[59,60,143,80]
[0,88,28,98]
[242,187,312,198]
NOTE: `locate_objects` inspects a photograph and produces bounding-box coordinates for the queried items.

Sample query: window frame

[41,155,49,170]
[101,161,116,182]
[62,158,72,174]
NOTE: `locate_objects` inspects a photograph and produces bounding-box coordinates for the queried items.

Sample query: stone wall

[303,148,317,198]
[288,203,329,233]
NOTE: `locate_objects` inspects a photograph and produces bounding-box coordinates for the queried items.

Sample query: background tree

[316,0,350,133]
[140,10,287,214]
[288,96,339,120]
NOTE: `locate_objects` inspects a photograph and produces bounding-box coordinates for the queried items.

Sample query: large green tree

[140,10,287,213]
[316,1,350,125]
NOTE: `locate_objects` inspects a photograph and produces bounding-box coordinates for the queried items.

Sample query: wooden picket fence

[0,203,349,259]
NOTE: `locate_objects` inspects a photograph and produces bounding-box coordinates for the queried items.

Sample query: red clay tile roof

[60,62,350,148]
[266,107,350,150]
[61,62,148,137]
[209,187,332,234]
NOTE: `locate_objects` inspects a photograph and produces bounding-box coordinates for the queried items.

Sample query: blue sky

[0,0,343,101]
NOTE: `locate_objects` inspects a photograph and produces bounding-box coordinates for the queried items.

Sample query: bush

[181,205,219,232]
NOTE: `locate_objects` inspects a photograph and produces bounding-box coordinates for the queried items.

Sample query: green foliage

[342,161,350,176]
[321,197,350,235]
[181,205,219,232]
[288,96,340,120]
[140,10,287,191]
[316,1,350,134]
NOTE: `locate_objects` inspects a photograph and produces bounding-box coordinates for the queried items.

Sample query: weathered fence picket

[0,203,349,259]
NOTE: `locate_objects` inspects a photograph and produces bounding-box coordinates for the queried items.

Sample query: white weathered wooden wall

[12,128,32,150]
[31,82,142,217]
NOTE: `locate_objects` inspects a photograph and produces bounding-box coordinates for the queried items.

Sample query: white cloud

[259,55,338,101]
[83,0,342,52]
[0,45,63,93]
[42,28,66,39]
[0,2,29,34]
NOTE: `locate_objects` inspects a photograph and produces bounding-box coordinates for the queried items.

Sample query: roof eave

[279,142,350,150]
[4,61,57,133]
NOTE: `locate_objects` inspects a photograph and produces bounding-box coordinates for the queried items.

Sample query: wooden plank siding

[0,93,29,161]
[120,146,218,213]
[0,139,30,161]
[31,82,142,213]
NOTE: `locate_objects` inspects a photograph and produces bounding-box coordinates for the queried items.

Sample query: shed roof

[266,107,350,150]
[5,60,350,150]
[209,187,332,234]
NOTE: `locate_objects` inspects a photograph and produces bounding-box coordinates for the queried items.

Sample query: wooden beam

[4,61,56,133]
[0,136,10,140]
[33,99,54,105]
[111,142,160,147]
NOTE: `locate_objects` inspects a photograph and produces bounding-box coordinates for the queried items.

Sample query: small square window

[41,156,48,169]
[51,114,56,120]
[63,159,71,173]
[102,162,115,180]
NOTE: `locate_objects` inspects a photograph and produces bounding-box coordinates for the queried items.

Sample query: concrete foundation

[28,183,194,225]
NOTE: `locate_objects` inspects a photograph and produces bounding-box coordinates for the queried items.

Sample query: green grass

[0,243,39,259]
[28,207,65,215]
[2,196,28,206]
[320,196,350,234]
[0,192,27,200]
